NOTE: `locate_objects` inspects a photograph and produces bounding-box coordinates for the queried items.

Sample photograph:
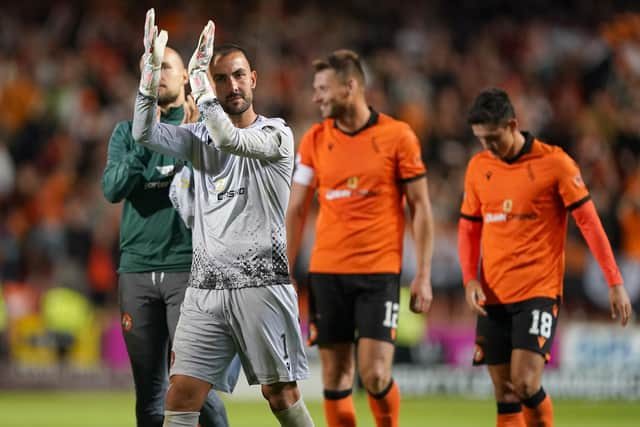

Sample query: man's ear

[347,78,356,92]
[250,70,257,89]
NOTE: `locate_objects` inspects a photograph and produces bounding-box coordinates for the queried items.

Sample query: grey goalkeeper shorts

[170,284,309,391]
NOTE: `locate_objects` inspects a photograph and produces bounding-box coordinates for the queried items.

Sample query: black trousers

[118,272,231,427]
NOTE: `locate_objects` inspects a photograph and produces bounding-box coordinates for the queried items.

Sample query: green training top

[102,106,192,273]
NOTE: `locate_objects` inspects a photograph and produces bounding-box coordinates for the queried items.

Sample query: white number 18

[528,309,552,338]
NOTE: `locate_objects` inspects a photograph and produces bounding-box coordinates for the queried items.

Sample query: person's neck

[335,101,371,134]
[506,131,526,159]
[229,107,258,129]
[158,95,185,115]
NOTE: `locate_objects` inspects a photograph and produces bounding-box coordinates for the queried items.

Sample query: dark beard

[222,95,251,115]
[326,102,347,119]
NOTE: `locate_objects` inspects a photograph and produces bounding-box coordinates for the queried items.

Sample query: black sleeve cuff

[567,195,591,211]
[400,173,426,183]
[460,213,483,222]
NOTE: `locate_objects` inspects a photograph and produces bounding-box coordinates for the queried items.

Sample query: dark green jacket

[102,106,192,273]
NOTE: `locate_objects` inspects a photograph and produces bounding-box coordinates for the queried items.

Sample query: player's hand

[182,94,200,124]
[465,279,487,316]
[409,273,433,314]
[139,8,168,97]
[609,284,632,327]
[188,20,216,104]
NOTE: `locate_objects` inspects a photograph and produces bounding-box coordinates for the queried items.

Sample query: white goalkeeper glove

[139,8,168,97]
[188,20,216,105]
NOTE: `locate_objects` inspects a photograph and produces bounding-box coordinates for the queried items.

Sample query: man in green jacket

[102,46,239,427]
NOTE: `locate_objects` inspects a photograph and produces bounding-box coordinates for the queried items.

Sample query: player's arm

[286,157,316,279]
[457,159,487,316]
[404,176,434,314]
[101,121,147,203]
[131,8,196,161]
[458,215,486,316]
[555,149,631,326]
[201,101,293,160]
[132,94,197,161]
[571,199,632,326]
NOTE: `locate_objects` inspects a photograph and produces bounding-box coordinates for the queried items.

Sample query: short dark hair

[213,43,254,70]
[312,49,365,84]
[467,88,515,126]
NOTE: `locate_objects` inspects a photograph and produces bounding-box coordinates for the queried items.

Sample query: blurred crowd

[2,0,640,364]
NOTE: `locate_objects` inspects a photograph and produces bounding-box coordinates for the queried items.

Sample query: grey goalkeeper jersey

[132,94,293,290]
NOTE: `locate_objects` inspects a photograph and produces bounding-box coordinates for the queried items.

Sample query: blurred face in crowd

[157,48,188,107]
[472,119,519,160]
[211,51,256,116]
[312,69,350,119]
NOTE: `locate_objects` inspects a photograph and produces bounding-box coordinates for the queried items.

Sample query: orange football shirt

[296,110,426,273]
[460,133,590,304]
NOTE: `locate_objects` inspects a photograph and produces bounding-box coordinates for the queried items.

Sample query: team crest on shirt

[347,176,359,189]
[214,178,226,192]
[121,313,133,332]
[502,199,513,213]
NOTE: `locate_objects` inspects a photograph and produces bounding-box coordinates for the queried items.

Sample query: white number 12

[383,301,399,328]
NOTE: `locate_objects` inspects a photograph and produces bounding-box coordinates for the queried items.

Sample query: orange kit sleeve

[571,200,623,286]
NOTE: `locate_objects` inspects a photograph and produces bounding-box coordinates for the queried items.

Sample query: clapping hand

[188,20,216,104]
[139,8,168,97]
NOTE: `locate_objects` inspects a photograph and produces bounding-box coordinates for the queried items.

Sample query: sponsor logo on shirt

[325,189,352,200]
[217,188,246,200]
[325,177,377,201]
[485,212,538,223]
[144,181,171,189]
[213,177,247,201]
[485,213,507,223]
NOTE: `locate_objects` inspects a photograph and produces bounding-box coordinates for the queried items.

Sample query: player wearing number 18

[458,88,633,427]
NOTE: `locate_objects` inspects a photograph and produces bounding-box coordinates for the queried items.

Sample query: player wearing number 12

[286,49,435,427]
[458,88,632,427]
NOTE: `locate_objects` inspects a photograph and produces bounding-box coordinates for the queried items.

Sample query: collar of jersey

[503,131,534,164]
[161,105,186,125]
[333,107,379,136]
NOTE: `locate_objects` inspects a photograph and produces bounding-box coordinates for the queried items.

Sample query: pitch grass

[0,391,639,426]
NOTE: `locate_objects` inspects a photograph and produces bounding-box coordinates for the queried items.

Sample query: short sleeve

[555,151,590,209]
[292,129,316,186]
[460,160,482,219]
[397,126,426,182]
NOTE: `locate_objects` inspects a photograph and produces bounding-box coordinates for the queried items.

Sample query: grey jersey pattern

[133,95,293,289]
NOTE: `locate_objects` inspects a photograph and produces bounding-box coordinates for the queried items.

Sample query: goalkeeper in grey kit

[102,34,237,426]
[132,9,314,427]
